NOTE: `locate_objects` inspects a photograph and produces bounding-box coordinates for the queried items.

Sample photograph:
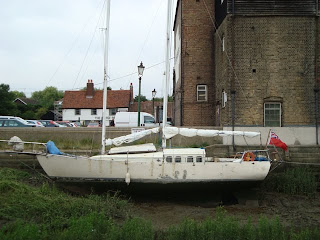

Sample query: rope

[284,161,320,166]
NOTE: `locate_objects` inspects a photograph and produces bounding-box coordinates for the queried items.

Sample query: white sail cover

[163,127,260,139]
[105,127,159,146]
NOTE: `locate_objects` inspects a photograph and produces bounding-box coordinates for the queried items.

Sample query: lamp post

[137,61,145,127]
[152,88,157,117]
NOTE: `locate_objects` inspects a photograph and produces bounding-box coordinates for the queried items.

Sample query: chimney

[86,79,94,98]
[128,83,133,111]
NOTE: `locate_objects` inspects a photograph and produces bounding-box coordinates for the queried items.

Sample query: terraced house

[173,0,320,130]
[62,80,133,126]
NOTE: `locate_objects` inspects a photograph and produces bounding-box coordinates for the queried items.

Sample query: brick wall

[215,15,318,126]
[174,0,216,126]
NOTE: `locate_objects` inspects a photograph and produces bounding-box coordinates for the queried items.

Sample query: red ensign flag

[268,131,288,151]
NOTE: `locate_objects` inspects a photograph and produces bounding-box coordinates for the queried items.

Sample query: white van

[114,112,157,127]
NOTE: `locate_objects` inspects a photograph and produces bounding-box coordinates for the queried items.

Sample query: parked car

[0,116,33,127]
[39,120,62,127]
[55,121,72,127]
[87,122,101,128]
[27,120,45,127]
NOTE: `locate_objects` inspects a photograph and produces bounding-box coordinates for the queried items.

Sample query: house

[40,110,62,121]
[62,80,133,126]
[173,0,320,128]
[13,97,39,106]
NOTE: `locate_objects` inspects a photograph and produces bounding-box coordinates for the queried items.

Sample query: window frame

[91,109,97,115]
[264,102,282,127]
[75,109,81,115]
[197,85,207,102]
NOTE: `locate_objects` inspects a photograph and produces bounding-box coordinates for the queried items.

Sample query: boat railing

[0,139,47,155]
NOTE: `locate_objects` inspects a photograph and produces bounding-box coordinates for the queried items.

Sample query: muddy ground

[59,181,320,230]
[131,192,320,230]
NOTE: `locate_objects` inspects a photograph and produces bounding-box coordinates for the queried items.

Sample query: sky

[0,0,176,99]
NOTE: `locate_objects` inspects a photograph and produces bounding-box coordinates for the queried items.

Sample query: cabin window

[91,109,97,115]
[197,85,207,101]
[196,156,202,163]
[166,156,173,163]
[264,102,281,127]
[221,0,224,4]
[175,156,181,163]
[110,108,117,115]
[187,156,193,163]
[75,109,81,115]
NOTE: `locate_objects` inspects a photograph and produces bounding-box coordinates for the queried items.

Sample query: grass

[0,168,319,239]
[262,167,318,197]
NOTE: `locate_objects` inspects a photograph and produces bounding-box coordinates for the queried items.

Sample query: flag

[268,131,288,151]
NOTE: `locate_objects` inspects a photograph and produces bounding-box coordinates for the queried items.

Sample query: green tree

[31,87,64,109]
[134,95,148,102]
[11,90,26,99]
[0,84,18,115]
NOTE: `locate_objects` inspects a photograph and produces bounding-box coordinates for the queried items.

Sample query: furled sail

[163,127,260,139]
[105,127,160,146]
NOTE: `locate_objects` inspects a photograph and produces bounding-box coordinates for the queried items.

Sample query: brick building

[173,0,216,126]
[173,0,320,128]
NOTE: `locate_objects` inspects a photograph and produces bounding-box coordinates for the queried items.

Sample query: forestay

[163,127,260,139]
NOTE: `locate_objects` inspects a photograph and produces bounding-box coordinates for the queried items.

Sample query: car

[55,121,72,127]
[27,120,45,127]
[0,116,33,127]
[39,120,62,127]
[87,122,101,128]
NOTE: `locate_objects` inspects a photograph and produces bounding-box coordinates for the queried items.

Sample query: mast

[101,0,111,154]
[162,0,172,149]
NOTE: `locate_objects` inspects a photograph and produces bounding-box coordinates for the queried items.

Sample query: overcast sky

[0,0,176,99]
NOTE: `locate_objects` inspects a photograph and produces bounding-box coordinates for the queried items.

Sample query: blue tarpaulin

[46,141,63,155]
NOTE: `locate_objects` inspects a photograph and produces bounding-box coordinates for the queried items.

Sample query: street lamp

[137,61,145,127]
[152,88,157,117]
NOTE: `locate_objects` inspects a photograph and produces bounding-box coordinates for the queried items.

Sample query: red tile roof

[62,90,131,109]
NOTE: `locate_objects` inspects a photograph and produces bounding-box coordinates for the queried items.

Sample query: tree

[134,95,148,102]
[32,87,64,109]
[0,84,18,115]
[11,90,26,99]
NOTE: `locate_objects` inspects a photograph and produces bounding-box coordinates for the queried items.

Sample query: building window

[264,103,281,127]
[110,108,117,115]
[91,109,97,115]
[75,109,81,115]
[197,85,207,101]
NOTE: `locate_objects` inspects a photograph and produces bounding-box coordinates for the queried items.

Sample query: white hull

[36,152,271,183]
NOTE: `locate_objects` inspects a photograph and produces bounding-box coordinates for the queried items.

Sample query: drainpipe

[315,88,319,145]
[231,90,236,151]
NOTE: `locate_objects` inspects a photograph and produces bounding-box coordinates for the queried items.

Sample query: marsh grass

[1,168,319,239]
[161,207,320,240]
[263,167,318,197]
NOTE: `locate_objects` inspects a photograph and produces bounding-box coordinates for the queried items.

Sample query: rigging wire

[63,57,174,91]
[125,0,165,90]
[72,0,107,89]
[46,0,106,87]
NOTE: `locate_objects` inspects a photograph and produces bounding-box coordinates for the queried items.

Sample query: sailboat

[36,0,271,184]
